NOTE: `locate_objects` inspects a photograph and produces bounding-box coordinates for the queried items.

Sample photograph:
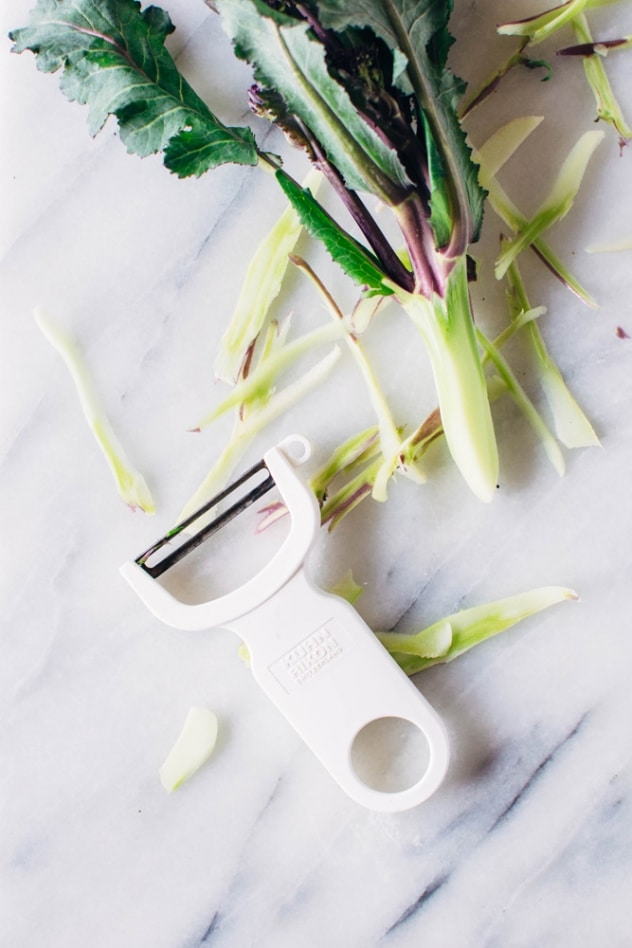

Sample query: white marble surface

[2,1,632,945]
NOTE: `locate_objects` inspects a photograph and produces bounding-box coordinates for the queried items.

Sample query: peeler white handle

[231,569,450,812]
[121,435,449,811]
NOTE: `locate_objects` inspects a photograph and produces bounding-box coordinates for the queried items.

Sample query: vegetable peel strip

[34,307,155,514]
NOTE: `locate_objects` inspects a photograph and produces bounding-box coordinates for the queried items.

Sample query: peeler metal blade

[135,458,275,579]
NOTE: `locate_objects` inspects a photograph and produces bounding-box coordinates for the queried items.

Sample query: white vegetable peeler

[121,435,449,812]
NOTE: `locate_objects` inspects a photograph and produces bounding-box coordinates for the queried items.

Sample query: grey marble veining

[2,1,632,946]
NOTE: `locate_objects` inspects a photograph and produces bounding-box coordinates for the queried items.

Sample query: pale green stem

[573,14,632,140]
[290,255,416,500]
[395,258,499,502]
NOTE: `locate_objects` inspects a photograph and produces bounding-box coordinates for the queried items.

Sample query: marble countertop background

[2,1,632,945]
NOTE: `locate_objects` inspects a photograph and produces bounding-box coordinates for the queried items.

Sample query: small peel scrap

[329,569,364,606]
[159,706,219,792]
[34,307,155,513]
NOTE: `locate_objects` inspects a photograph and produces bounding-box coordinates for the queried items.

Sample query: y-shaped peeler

[121,435,449,811]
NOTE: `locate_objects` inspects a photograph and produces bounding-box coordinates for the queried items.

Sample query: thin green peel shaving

[495,130,605,280]
[474,119,597,307]
[178,340,341,523]
[378,586,578,675]
[505,261,600,450]
[214,169,322,384]
[34,307,155,513]
[477,329,566,476]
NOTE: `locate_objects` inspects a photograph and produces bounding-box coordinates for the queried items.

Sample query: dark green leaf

[317,0,486,246]
[420,110,451,248]
[275,171,392,296]
[216,0,411,201]
[10,0,258,176]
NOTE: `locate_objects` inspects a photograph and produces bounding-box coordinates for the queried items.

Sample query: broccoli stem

[395,256,498,502]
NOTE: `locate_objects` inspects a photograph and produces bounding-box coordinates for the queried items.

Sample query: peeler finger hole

[350,716,431,794]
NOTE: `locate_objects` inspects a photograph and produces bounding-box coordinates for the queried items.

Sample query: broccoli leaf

[420,109,452,248]
[216,0,411,202]
[10,0,258,176]
[275,171,393,296]
[316,0,486,248]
